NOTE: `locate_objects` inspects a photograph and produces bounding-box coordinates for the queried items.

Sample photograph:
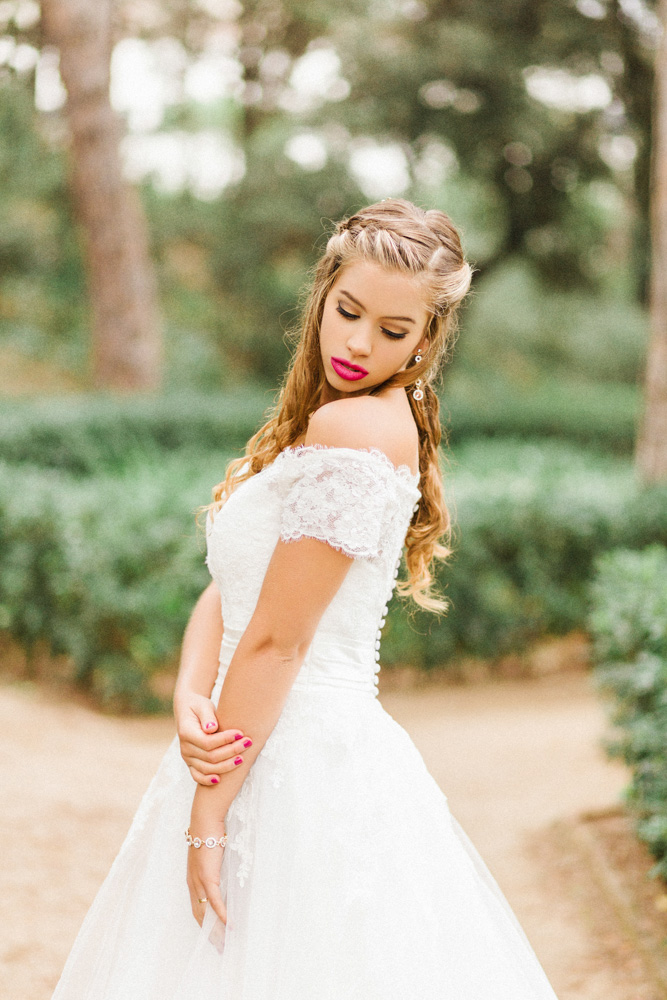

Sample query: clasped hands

[176,691,252,785]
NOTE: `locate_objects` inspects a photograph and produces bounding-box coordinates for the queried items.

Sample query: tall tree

[637,0,667,482]
[40,0,162,390]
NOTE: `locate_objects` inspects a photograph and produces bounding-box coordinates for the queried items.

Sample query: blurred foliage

[0,72,88,374]
[391,437,667,667]
[0,452,221,711]
[0,0,654,389]
[589,546,667,880]
[0,389,273,474]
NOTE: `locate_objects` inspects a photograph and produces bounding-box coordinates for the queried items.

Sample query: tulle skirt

[52,673,558,999]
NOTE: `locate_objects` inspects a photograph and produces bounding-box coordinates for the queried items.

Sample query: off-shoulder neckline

[277,443,420,483]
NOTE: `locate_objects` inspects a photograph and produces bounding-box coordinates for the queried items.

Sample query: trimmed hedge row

[0,451,226,710]
[2,438,666,711]
[588,546,667,880]
[382,438,666,666]
[444,375,638,454]
[0,391,272,475]
[0,379,639,477]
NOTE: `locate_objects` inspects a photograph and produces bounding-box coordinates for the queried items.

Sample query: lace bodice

[205,445,421,695]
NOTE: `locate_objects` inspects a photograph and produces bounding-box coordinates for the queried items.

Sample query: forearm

[174,581,224,715]
[190,631,306,821]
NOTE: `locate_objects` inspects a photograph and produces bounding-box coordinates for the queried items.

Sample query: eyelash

[336,304,407,340]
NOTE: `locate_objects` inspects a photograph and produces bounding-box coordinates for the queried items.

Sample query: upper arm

[244,536,353,658]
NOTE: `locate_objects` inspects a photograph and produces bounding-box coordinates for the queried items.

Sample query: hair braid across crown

[201,198,473,613]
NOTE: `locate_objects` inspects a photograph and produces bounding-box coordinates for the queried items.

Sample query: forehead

[330,260,429,319]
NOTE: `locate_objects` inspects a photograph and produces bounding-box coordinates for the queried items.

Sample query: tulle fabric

[53,652,558,1000]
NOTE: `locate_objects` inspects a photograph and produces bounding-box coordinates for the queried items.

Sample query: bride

[53,199,559,998]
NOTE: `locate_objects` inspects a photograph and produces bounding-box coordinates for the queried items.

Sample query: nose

[345,321,372,358]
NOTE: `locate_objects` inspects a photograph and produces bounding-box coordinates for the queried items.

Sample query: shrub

[381,439,667,669]
[443,376,638,454]
[0,451,228,710]
[0,390,271,475]
[588,546,667,879]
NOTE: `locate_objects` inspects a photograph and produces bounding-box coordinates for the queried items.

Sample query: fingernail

[233,757,243,765]
[233,733,243,740]
[205,722,216,730]
[243,739,252,748]
[211,776,219,784]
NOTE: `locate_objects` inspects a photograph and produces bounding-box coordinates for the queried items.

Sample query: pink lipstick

[330,356,369,381]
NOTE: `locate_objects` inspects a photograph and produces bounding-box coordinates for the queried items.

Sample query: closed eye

[338,303,407,340]
[381,328,407,340]
[337,303,358,320]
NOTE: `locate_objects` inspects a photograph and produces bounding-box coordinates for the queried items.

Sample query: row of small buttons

[374,506,419,689]
[374,546,409,686]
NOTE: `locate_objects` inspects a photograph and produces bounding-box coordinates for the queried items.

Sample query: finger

[181,731,245,757]
[186,756,244,779]
[189,767,222,786]
[219,727,245,744]
[196,705,219,734]
[209,736,253,763]
[188,881,207,928]
[203,880,228,927]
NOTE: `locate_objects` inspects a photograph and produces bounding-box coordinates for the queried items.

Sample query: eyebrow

[339,289,416,325]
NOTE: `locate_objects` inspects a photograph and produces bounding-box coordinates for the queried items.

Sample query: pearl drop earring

[413,379,424,401]
[414,350,423,363]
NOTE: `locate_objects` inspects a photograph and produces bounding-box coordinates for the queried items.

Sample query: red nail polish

[233,733,243,741]
[243,739,252,748]
[205,722,216,730]
[234,757,243,765]
[211,776,219,784]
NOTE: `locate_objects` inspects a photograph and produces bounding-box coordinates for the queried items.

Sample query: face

[318,259,430,402]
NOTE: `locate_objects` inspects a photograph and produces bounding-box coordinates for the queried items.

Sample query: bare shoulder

[306,395,418,473]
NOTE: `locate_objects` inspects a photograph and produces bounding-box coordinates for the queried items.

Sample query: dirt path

[0,672,647,999]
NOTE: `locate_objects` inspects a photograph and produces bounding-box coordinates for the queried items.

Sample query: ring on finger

[198,896,208,904]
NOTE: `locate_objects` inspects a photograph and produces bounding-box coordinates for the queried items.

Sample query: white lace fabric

[275,444,420,561]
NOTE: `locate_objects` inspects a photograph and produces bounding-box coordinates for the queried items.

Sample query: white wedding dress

[53,445,559,1000]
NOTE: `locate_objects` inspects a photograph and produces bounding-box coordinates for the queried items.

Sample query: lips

[330,356,369,381]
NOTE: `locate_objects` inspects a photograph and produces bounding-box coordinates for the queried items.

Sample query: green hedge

[0,380,639,478]
[2,438,666,711]
[588,546,667,879]
[444,377,638,454]
[381,439,667,668]
[0,451,227,710]
[0,390,272,475]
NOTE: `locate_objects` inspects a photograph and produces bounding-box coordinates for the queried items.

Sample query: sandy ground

[0,671,647,999]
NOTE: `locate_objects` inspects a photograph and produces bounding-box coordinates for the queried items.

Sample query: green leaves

[589,545,667,879]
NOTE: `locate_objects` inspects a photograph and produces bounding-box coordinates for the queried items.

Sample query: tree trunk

[636,0,667,481]
[40,0,162,390]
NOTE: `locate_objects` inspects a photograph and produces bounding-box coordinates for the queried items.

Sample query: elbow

[243,628,310,667]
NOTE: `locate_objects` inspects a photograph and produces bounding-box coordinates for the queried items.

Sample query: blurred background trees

[40,0,163,389]
[0,0,656,399]
[636,0,667,481]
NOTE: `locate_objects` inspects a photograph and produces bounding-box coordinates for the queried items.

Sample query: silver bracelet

[185,827,227,849]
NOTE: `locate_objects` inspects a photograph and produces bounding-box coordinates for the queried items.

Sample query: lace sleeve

[278,448,397,560]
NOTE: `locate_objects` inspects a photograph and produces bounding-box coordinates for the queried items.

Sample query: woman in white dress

[53,199,559,999]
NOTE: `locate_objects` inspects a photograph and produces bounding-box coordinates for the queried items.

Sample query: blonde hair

[202,198,473,612]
